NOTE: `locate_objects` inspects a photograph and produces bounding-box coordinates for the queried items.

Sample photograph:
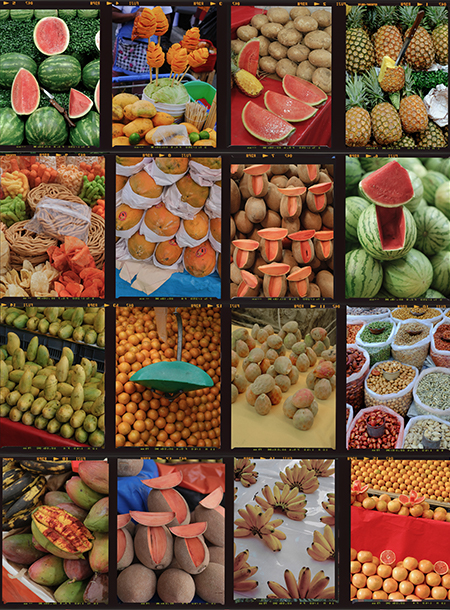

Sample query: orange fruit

[379,493,391,503]
[380,549,396,566]
[383,578,398,593]
[409,569,425,585]
[392,566,408,582]
[350,584,357,599]
[389,592,405,599]
[441,573,450,589]
[372,556,380,567]
[357,551,373,564]
[403,556,418,571]
[405,594,422,600]
[426,572,441,587]
[377,564,392,579]
[415,584,431,599]
[432,585,447,599]
[398,506,410,516]
[352,573,367,588]
[376,500,387,512]
[362,562,377,576]
[410,504,423,517]
[419,559,434,574]
[367,575,383,591]
[398,580,414,595]
[356,588,372,600]
[372,590,388,599]
[351,548,357,561]
[387,499,401,513]
[362,497,376,510]
[351,561,361,574]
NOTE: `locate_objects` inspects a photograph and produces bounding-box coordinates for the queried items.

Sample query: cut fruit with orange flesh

[117,529,126,562]
[142,471,183,489]
[258,263,290,276]
[130,511,175,526]
[118,513,131,529]
[310,193,327,211]
[199,487,223,509]
[147,524,168,564]
[257,228,288,240]
[244,164,271,176]
[288,266,311,282]
[232,239,259,251]
[185,537,206,567]
[289,230,316,241]
[434,561,449,575]
[169,522,207,537]
[240,270,258,289]
[315,230,333,240]
[278,187,307,196]
[380,550,397,566]
[308,182,332,194]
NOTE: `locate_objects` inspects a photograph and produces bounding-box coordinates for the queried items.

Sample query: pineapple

[378,56,405,93]
[425,6,448,65]
[373,6,403,65]
[231,59,263,98]
[346,6,375,74]
[364,68,402,146]
[398,66,429,133]
[397,133,416,149]
[415,120,447,149]
[399,6,435,70]
[345,75,371,147]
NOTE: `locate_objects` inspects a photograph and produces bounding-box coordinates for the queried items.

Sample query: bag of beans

[346,345,370,412]
[346,403,354,433]
[430,319,450,368]
[355,320,397,366]
[413,367,450,422]
[346,405,404,450]
[347,307,390,325]
[391,320,433,370]
[364,360,419,417]
[403,415,450,450]
[346,319,365,344]
[390,306,443,326]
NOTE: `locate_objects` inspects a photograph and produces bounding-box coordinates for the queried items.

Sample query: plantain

[3,471,35,504]
[19,459,72,475]
[2,466,25,489]
[4,476,46,521]
[2,459,18,474]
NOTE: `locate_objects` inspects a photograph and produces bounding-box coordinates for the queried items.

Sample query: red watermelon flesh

[242,101,295,143]
[264,90,317,122]
[282,74,327,106]
[237,40,260,76]
[69,88,93,119]
[94,81,100,113]
[33,17,70,56]
[11,69,40,116]
[376,205,406,251]
[361,161,414,207]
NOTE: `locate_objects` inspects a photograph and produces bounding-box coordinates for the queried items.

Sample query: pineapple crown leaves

[361,67,386,111]
[401,65,417,98]
[374,5,400,29]
[345,74,368,111]
[346,5,367,29]
[423,6,448,31]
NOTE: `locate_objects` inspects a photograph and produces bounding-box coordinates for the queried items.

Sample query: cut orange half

[380,550,396,566]
[434,561,449,575]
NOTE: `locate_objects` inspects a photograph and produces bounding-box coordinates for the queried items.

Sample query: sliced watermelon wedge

[94,80,100,113]
[95,31,100,52]
[238,40,259,76]
[33,17,70,56]
[264,90,317,122]
[69,88,93,119]
[376,205,406,251]
[11,68,40,115]
[282,74,327,106]
[242,101,295,144]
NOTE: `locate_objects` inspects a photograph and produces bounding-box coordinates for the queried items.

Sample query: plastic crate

[0,325,104,373]
[184,81,216,109]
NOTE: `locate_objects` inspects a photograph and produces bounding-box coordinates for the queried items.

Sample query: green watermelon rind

[82,59,100,91]
[417,288,446,299]
[33,17,70,56]
[0,53,37,89]
[345,196,369,243]
[414,206,450,257]
[69,110,99,147]
[435,182,450,220]
[431,251,450,297]
[77,9,99,18]
[38,55,81,92]
[242,101,295,143]
[94,81,100,113]
[0,107,24,145]
[0,10,10,21]
[237,40,260,76]
[421,170,449,204]
[282,74,327,106]
[25,107,68,146]
[11,68,40,116]
[345,248,383,298]
[345,157,362,194]
[34,9,58,20]
[404,170,424,214]
[439,158,450,180]
[58,9,77,19]
[357,204,417,261]
[10,9,34,20]
[383,248,434,298]
[263,90,317,123]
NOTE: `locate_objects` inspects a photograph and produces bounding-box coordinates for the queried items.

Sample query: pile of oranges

[115,306,221,447]
[351,458,450,503]
[351,549,450,600]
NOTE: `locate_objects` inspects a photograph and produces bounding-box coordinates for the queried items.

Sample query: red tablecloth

[231,6,265,38]
[2,567,45,603]
[351,505,450,564]
[0,419,89,448]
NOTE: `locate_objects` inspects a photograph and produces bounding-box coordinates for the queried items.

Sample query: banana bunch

[307,525,335,562]
[3,461,47,531]
[234,458,258,487]
[300,459,335,478]
[18,459,72,475]
[275,463,319,494]
[234,544,258,592]
[268,567,335,600]
[320,493,335,526]
[234,504,286,552]
[254,483,307,521]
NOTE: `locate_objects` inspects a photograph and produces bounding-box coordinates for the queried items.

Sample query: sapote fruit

[117,564,156,603]
[157,568,195,603]
[194,562,225,604]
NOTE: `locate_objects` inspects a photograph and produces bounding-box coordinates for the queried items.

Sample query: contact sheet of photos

[0,0,449,608]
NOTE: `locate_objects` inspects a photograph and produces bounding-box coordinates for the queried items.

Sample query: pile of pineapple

[345,5,448,149]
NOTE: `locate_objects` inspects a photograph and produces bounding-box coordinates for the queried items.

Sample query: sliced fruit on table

[33,16,70,56]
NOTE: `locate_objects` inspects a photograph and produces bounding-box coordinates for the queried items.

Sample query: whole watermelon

[38,55,81,92]
[421,170,448,204]
[0,107,24,145]
[430,251,450,297]
[383,249,433,298]
[345,248,383,298]
[357,204,417,261]
[404,170,424,214]
[435,182,450,220]
[82,59,99,91]
[345,157,362,194]
[0,53,37,88]
[345,196,369,243]
[414,206,450,256]
[417,288,446,299]
[25,107,68,146]
[69,111,99,147]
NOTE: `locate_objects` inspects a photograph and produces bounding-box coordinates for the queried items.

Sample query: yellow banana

[307,542,330,562]
[320,516,335,526]
[246,503,261,525]
[309,574,330,598]
[235,579,258,592]
[284,569,299,598]
[313,530,333,554]
[323,524,334,550]
[234,567,252,582]
[268,581,290,598]
[234,548,249,571]
[263,533,282,552]
[298,567,311,598]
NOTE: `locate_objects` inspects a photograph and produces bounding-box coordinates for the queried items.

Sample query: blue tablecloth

[115,267,221,298]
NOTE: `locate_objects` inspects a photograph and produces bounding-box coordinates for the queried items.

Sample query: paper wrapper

[121,178,163,210]
[208,230,221,253]
[144,158,188,187]
[176,219,208,248]
[116,159,149,177]
[165,183,203,220]
[423,84,448,128]
[189,160,221,186]
[116,258,175,295]
[140,219,177,243]
[204,184,221,219]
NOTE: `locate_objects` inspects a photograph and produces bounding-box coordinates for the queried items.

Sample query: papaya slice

[142,471,183,489]
[289,230,316,241]
[306,165,319,181]
[185,536,206,568]
[169,522,207,538]
[240,270,258,289]
[117,513,131,529]
[117,528,126,562]
[257,228,287,240]
[237,281,254,297]
[243,164,271,176]
[199,486,223,509]
[308,182,332,194]
[258,263,290,276]
[161,488,188,524]
[130,511,175,527]
[147,525,168,564]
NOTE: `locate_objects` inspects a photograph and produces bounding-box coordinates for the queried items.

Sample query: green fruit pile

[0,332,104,447]
[0,306,105,347]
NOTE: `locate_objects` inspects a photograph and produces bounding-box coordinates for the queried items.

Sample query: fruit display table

[0,419,89,448]
[2,565,52,603]
[351,505,450,563]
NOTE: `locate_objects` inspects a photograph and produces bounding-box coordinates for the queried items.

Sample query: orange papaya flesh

[257,228,287,240]
[263,239,279,262]
[32,506,93,553]
[117,513,131,529]
[243,164,270,176]
[315,230,333,240]
[300,240,313,263]
[259,263,290,276]
[235,249,250,268]
[308,181,332,194]
[319,240,331,257]
[312,193,326,211]
[232,239,259,251]
[237,281,252,297]
[278,186,306,196]
[268,276,283,297]
[241,270,258,289]
[289,230,315,241]
[288,266,311,282]
[307,165,319,181]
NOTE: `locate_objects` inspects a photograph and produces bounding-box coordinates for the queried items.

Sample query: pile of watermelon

[0,9,100,147]
[345,156,450,299]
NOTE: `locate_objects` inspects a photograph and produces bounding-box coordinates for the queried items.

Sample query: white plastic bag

[355,321,397,366]
[121,176,162,210]
[403,415,450,449]
[391,319,433,369]
[346,345,370,411]
[189,159,221,186]
[346,403,354,433]
[346,405,405,449]
[413,367,450,421]
[165,182,203,220]
[346,318,366,344]
[347,308,390,324]
[208,228,221,253]
[116,158,149,177]
[144,158,188,186]
[430,318,450,368]
[115,236,132,261]
[390,307,443,326]
[176,219,208,248]
[204,184,222,219]
[364,360,419,417]
[25,197,91,243]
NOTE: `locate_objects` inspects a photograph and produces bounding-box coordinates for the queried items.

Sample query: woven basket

[4,220,58,271]
[88,212,105,269]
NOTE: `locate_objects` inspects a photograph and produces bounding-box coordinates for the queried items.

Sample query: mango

[93,309,105,333]
[26,336,39,361]
[46,418,62,434]
[44,307,59,323]
[84,497,108,533]
[54,579,89,603]
[44,491,71,506]
[26,316,40,331]
[62,308,76,321]
[63,558,93,582]
[55,356,69,382]
[62,347,74,367]
[36,345,50,367]
[28,554,66,587]
[56,503,88,521]
[13,314,28,329]
[6,332,20,356]
[65,476,104,510]
[89,532,108,574]
[88,429,104,447]
[83,573,108,603]
[3,534,46,565]
[12,348,25,370]
[78,460,109,494]
[38,319,50,334]
[18,369,33,394]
